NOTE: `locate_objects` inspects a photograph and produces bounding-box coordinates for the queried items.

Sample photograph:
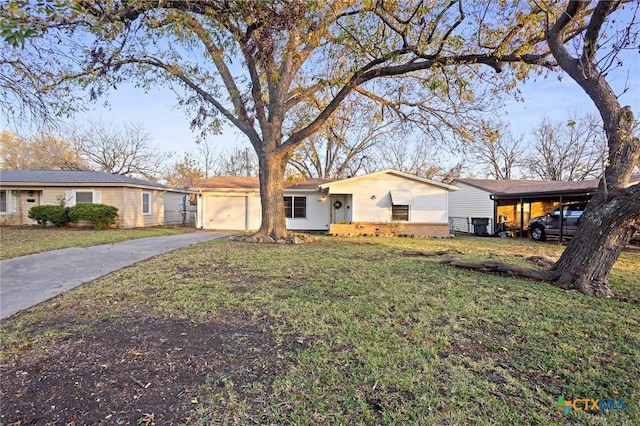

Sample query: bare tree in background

[217,146,258,177]
[184,142,258,179]
[526,113,606,181]
[288,97,399,179]
[0,130,87,170]
[375,134,466,182]
[195,139,219,179]
[69,121,167,180]
[469,121,524,179]
[376,138,436,177]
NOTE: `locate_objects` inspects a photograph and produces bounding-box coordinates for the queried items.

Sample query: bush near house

[68,203,119,230]
[28,205,70,227]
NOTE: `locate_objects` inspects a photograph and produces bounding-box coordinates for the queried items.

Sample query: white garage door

[205,195,247,230]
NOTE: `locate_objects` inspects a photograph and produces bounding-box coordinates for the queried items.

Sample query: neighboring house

[194,169,458,237]
[448,175,640,236]
[0,170,194,228]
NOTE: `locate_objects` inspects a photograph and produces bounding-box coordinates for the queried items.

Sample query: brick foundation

[328,222,451,238]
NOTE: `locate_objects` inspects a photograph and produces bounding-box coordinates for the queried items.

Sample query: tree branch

[127,57,261,143]
[179,14,253,127]
[582,1,618,65]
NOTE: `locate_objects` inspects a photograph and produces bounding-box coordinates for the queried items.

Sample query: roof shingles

[194,176,335,190]
[453,174,639,197]
[0,170,171,189]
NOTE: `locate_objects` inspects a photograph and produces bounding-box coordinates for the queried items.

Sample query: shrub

[68,203,119,230]
[28,205,70,227]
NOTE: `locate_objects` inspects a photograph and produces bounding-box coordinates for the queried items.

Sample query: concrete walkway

[0,231,228,320]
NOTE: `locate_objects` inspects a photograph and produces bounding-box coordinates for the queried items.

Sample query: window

[391,204,409,221]
[142,192,151,215]
[75,191,93,204]
[0,190,6,213]
[568,204,586,217]
[284,196,306,218]
[65,190,101,206]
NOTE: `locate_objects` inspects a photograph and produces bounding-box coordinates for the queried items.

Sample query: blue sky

[502,58,640,137]
[2,24,637,168]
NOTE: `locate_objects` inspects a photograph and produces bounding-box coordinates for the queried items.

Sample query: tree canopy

[2,1,638,295]
[2,0,569,238]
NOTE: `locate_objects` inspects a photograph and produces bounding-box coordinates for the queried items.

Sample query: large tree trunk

[552,186,640,297]
[544,2,640,297]
[550,107,640,297]
[255,146,289,241]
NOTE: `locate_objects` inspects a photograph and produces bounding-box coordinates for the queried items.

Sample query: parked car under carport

[528,203,586,241]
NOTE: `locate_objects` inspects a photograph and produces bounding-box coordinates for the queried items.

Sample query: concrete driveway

[0,231,228,320]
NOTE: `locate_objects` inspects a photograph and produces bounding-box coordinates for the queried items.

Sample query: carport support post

[519,197,524,239]
[558,195,564,244]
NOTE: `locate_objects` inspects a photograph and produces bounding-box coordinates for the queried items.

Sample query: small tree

[1,130,88,170]
[166,153,205,188]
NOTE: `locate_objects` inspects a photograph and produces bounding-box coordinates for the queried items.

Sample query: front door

[331,195,348,223]
[19,190,40,225]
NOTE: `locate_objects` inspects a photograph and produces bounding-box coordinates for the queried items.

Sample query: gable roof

[318,169,459,191]
[193,176,335,191]
[453,174,640,198]
[0,169,181,191]
[286,178,336,190]
[194,176,260,190]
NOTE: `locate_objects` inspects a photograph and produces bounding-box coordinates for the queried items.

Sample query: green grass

[0,226,192,259]
[2,236,638,425]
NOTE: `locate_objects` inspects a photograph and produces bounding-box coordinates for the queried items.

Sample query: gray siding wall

[448,183,494,233]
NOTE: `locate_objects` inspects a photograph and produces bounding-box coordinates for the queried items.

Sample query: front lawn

[0,226,192,259]
[1,236,638,425]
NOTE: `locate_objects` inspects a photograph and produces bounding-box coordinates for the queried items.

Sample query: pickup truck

[528,203,586,241]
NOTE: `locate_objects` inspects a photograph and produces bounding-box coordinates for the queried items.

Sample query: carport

[490,182,596,243]
[450,175,640,241]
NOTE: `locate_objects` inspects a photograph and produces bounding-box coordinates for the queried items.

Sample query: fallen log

[440,258,556,281]
[402,249,464,257]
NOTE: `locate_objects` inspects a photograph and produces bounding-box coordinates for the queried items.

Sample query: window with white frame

[66,190,101,206]
[75,191,94,203]
[284,196,306,218]
[142,192,151,214]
